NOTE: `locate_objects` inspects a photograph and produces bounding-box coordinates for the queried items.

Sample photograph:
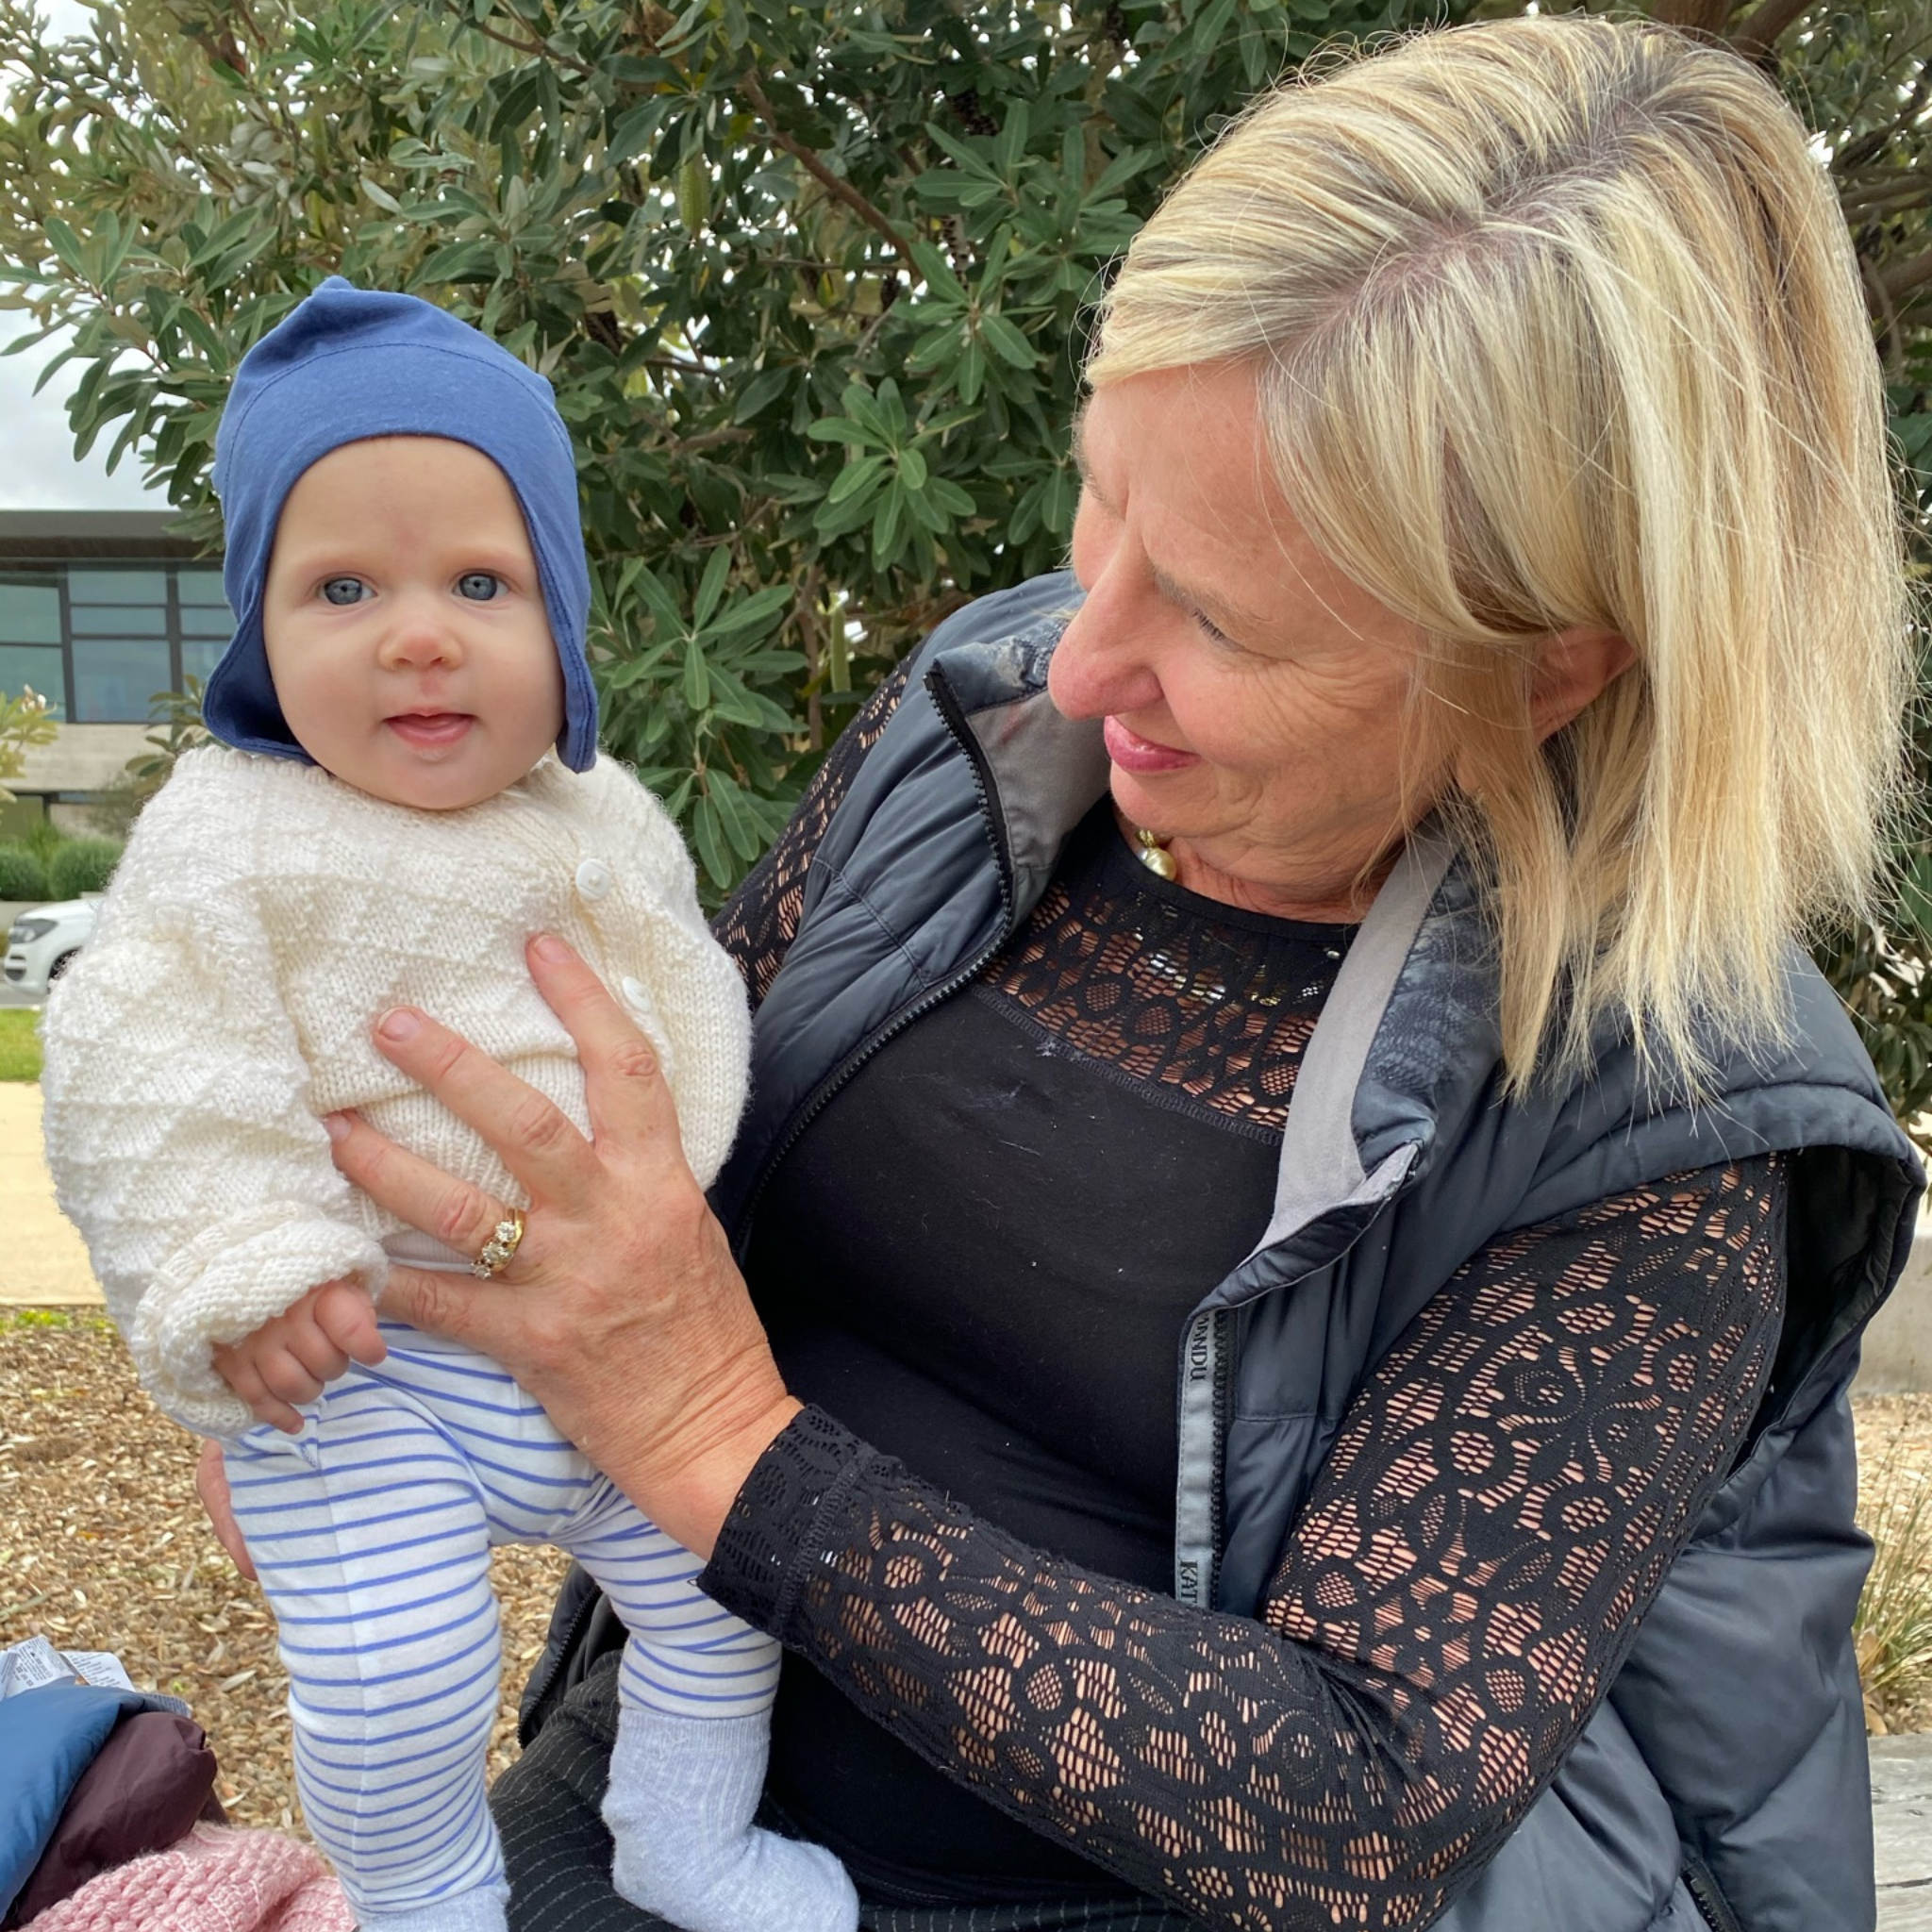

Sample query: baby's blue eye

[321,577,368,607]
[457,573,502,602]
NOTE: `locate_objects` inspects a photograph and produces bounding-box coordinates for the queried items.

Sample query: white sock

[352,1882,510,1932]
[603,1704,859,1932]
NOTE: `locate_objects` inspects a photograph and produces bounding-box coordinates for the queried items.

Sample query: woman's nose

[1048,570,1167,724]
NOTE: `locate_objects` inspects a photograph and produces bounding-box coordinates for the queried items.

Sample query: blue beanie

[205,276,598,773]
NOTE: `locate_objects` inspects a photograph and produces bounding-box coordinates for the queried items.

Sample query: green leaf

[707,768,763,859]
[691,794,734,887]
[42,218,87,277]
[872,484,906,567]
[827,452,888,506]
[733,366,791,423]
[708,583,794,637]
[683,637,712,709]
[978,311,1038,370]
[806,414,876,447]
[692,545,734,628]
[633,569,689,644]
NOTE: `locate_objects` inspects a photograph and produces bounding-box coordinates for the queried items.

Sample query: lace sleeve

[701,1158,1786,1929]
[711,658,914,1009]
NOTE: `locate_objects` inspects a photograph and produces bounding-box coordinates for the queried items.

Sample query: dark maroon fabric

[6,1711,225,1925]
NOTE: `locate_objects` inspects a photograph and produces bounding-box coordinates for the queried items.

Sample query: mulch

[7,1311,1932,1840]
[0,1313,570,1832]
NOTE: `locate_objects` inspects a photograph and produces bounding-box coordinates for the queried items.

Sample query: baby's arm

[40,759,391,1436]
[214,1277,388,1433]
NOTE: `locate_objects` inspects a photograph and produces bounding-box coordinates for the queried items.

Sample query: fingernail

[376,1007,421,1041]
[323,1113,349,1142]
[533,933,571,963]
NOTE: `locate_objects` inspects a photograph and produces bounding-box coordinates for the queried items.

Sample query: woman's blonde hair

[1088,15,1910,1092]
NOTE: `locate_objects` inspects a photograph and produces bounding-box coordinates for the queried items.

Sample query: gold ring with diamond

[471,1208,525,1279]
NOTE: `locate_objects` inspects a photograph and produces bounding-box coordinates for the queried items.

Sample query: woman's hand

[325,932,800,1558]
[194,1439,256,1581]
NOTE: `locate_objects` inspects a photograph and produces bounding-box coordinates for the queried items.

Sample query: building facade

[0,510,231,832]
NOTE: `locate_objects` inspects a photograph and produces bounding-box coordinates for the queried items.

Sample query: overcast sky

[0,0,168,510]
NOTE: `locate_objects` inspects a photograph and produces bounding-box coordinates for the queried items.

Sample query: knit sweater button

[575,858,613,901]
[620,975,649,1009]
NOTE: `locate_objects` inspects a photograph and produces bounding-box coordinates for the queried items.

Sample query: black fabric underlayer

[746,803,1352,1902]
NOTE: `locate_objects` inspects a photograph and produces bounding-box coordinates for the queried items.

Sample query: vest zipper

[728,668,1019,1254]
[1682,1857,1743,1932]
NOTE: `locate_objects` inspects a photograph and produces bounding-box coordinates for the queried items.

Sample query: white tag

[0,1635,136,1699]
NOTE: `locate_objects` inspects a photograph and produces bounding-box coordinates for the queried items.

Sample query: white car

[3,900,98,996]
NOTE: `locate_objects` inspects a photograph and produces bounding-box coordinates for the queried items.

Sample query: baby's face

[262,436,567,811]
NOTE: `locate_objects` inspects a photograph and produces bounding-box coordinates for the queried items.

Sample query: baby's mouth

[386,712,474,750]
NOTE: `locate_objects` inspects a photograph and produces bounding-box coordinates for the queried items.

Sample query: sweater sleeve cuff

[698,1405,875,1639]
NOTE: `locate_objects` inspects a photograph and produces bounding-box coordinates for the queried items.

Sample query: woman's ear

[1530,625,1636,742]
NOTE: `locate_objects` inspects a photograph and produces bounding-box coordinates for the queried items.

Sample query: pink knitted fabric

[22,1824,353,1932]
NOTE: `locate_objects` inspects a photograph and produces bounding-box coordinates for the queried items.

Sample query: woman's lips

[386,712,474,750]
[1103,716,1199,774]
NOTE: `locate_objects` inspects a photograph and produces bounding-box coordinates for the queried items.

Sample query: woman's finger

[326,1111,530,1268]
[194,1440,257,1581]
[367,1006,604,1212]
[376,1262,525,1364]
[525,933,685,1156]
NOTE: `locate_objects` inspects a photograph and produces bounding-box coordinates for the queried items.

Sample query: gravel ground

[0,1311,570,1832]
[8,1312,1932,1840]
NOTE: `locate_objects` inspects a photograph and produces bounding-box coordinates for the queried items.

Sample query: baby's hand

[211,1279,387,1434]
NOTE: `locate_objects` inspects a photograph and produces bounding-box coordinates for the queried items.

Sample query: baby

[41,280,857,1932]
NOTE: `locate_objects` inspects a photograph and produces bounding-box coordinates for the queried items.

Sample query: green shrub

[0,845,50,901]
[47,838,121,899]
[19,820,64,865]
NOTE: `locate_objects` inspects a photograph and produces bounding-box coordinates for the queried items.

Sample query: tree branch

[458,8,599,79]
[738,68,915,265]
[1880,244,1932,305]
[1834,66,1932,175]
[1649,0,1734,36]
[1864,253,1906,379]
[1725,0,1811,61]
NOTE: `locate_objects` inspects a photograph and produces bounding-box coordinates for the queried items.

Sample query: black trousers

[491,1658,1199,1932]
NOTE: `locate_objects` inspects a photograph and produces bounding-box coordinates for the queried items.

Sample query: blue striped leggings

[222,1320,778,1918]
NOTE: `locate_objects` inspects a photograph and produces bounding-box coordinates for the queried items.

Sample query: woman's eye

[457,573,503,602]
[1191,608,1239,650]
[321,577,368,607]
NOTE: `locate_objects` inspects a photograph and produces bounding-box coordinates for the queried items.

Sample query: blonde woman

[198,18,1923,1930]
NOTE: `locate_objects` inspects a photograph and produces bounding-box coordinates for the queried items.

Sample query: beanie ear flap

[200,603,310,764]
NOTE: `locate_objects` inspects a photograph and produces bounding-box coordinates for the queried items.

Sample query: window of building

[0,563,234,722]
[176,567,232,688]
[0,575,65,718]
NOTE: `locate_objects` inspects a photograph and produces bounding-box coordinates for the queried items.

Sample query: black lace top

[699,664,1786,1929]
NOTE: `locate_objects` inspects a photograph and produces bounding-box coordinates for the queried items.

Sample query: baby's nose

[380,598,464,669]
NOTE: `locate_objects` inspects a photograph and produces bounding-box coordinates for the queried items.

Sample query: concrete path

[0,1081,102,1306]
[1875,1736,1932,1926]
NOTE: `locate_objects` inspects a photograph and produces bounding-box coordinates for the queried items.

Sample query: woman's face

[1049,361,1440,919]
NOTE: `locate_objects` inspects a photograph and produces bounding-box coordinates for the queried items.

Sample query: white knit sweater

[41,745,750,1436]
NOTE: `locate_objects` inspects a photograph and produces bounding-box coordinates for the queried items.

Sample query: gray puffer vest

[692,573,1924,1931]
